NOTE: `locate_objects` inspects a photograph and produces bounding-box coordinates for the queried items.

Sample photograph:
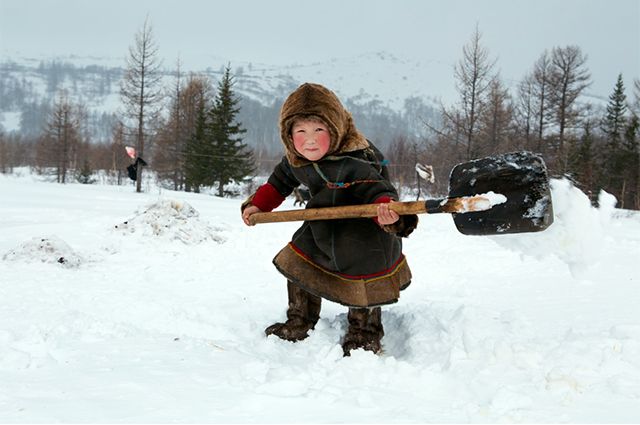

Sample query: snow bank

[113,200,226,245]
[2,235,83,268]
[489,178,617,278]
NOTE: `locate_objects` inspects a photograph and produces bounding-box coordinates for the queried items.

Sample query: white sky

[0,0,639,101]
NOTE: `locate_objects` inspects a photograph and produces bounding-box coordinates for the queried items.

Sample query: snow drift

[2,235,83,268]
[113,199,227,245]
[489,178,620,279]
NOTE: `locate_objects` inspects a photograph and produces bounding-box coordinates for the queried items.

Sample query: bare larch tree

[44,91,82,183]
[120,17,163,192]
[453,25,497,160]
[547,45,591,173]
[532,51,553,153]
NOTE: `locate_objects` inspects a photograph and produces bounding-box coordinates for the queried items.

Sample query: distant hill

[0,51,443,152]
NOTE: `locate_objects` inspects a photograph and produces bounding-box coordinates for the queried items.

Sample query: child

[241,83,417,356]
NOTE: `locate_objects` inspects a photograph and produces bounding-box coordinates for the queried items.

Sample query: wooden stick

[248,195,496,225]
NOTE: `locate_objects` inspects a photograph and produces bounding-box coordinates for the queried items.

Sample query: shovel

[248,151,554,235]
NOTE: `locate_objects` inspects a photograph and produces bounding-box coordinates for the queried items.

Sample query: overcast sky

[1,0,639,101]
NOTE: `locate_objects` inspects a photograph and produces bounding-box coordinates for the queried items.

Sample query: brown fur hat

[279,83,369,167]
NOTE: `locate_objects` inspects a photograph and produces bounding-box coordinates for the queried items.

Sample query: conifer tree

[567,106,597,202]
[600,74,629,204]
[184,95,210,193]
[621,114,639,208]
[208,65,254,197]
[171,75,213,192]
[603,74,628,142]
[76,158,95,184]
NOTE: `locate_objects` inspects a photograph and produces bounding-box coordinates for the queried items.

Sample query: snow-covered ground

[0,172,639,423]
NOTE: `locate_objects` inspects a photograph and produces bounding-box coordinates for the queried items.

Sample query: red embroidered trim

[289,242,405,281]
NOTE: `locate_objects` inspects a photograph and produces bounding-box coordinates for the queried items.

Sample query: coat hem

[273,243,412,308]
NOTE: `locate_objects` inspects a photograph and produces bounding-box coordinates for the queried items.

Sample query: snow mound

[113,200,226,244]
[2,235,83,268]
[488,178,616,278]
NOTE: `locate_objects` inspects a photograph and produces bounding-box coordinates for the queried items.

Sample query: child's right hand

[242,205,262,226]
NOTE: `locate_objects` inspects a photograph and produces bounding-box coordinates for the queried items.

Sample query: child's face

[291,119,331,161]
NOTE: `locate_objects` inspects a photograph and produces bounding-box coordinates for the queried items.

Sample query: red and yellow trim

[288,242,406,282]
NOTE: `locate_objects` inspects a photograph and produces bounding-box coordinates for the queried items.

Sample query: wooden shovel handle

[248,201,428,225]
[249,194,493,225]
[248,195,498,225]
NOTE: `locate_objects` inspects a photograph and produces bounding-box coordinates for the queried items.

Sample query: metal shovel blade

[448,151,554,235]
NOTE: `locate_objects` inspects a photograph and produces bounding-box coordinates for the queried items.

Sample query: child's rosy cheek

[292,133,305,144]
[317,132,330,146]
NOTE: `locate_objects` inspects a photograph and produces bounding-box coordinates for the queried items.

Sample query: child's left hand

[377,202,400,225]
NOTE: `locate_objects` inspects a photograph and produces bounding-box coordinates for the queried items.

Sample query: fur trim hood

[279,83,369,167]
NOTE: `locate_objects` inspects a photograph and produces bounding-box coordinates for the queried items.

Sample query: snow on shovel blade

[448,151,554,235]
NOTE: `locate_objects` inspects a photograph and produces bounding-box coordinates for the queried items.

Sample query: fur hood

[279,83,369,167]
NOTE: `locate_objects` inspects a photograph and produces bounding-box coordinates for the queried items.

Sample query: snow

[1,172,639,423]
[2,235,84,268]
[452,191,507,212]
[482,191,508,207]
[113,200,227,245]
[489,179,620,279]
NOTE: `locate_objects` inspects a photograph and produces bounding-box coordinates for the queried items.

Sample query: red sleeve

[251,183,286,212]
[372,196,394,225]
[374,196,393,204]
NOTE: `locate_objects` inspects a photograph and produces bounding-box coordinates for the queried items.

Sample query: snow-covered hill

[0,173,639,422]
[0,51,443,134]
[226,51,448,108]
[0,51,443,152]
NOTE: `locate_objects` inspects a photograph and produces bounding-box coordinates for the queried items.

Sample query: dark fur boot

[265,281,321,341]
[342,307,384,356]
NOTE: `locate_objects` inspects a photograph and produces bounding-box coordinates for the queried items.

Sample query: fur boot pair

[265,281,384,356]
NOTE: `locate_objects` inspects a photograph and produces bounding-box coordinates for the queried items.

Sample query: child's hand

[377,202,399,225]
[242,205,262,226]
